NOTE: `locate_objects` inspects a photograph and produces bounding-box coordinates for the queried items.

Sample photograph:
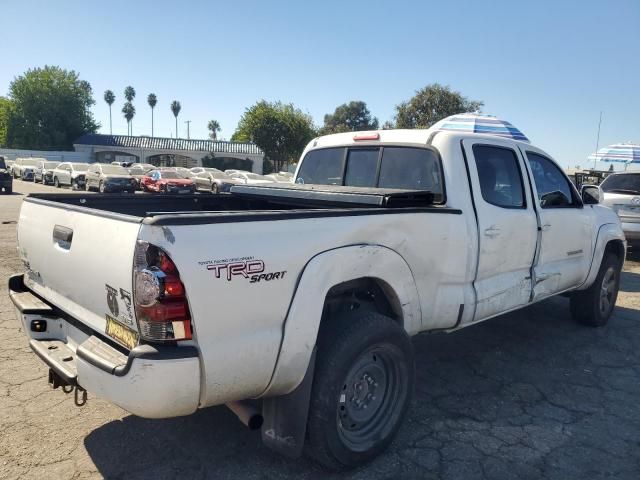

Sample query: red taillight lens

[353,132,380,141]
[133,242,192,342]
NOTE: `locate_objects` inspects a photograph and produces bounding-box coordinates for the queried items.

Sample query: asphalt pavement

[1,179,639,479]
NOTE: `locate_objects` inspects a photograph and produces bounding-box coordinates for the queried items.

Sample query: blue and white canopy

[588,142,640,163]
[432,113,530,143]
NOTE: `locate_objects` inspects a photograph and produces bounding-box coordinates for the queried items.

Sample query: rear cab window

[296,146,444,203]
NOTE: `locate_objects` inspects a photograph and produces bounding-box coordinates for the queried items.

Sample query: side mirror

[581,185,600,205]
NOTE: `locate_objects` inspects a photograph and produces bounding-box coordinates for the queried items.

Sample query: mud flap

[261,348,316,458]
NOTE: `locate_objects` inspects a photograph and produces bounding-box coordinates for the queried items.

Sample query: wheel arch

[261,244,421,397]
[577,223,626,290]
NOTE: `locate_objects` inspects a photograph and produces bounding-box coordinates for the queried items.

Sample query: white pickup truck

[10,127,625,469]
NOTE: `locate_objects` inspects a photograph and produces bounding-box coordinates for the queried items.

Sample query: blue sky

[1,0,638,168]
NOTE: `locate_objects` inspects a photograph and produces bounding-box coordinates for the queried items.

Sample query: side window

[526,152,577,208]
[344,149,378,187]
[473,145,525,208]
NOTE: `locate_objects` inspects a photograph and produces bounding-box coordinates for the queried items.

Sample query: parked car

[9,127,625,470]
[193,170,244,193]
[265,172,294,183]
[34,160,61,185]
[12,157,42,181]
[229,172,275,185]
[190,166,222,176]
[111,160,134,168]
[52,162,89,189]
[0,156,12,194]
[85,163,137,193]
[140,169,196,193]
[127,164,155,189]
[582,171,640,246]
[224,169,249,176]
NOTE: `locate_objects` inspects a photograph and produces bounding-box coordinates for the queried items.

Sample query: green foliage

[0,96,15,147]
[104,90,115,106]
[170,100,181,118]
[394,83,483,129]
[207,119,221,140]
[5,66,98,149]
[147,93,157,109]
[124,86,136,102]
[320,101,378,135]
[233,100,316,169]
[201,154,253,172]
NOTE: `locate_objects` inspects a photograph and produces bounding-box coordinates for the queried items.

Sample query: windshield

[22,159,39,167]
[600,174,640,194]
[100,165,128,174]
[71,163,89,171]
[44,162,59,169]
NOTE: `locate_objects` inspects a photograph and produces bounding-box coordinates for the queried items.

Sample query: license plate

[178,189,189,194]
[105,314,139,350]
[619,206,640,216]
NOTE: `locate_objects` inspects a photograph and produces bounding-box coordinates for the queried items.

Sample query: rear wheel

[306,310,414,470]
[570,253,621,327]
[99,181,105,193]
[211,183,219,194]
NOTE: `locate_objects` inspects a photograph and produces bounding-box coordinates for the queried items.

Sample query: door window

[473,145,525,208]
[526,152,578,208]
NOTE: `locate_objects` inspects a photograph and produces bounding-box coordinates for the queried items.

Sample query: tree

[0,96,15,147]
[170,100,181,138]
[207,119,221,140]
[232,100,316,171]
[394,83,483,129]
[122,102,135,135]
[124,86,136,102]
[104,90,115,135]
[4,66,98,150]
[320,101,378,134]
[147,93,157,137]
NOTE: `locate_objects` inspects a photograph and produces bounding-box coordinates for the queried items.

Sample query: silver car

[12,158,42,180]
[585,172,640,247]
[34,160,61,185]
[85,163,137,193]
[52,162,89,189]
[193,171,244,193]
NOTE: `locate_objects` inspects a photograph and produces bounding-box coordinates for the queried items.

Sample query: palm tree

[122,102,135,135]
[170,100,181,138]
[124,86,136,103]
[207,120,221,140]
[104,90,115,135]
[147,93,157,137]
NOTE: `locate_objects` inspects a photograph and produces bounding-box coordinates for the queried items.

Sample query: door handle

[484,226,501,238]
[541,223,552,231]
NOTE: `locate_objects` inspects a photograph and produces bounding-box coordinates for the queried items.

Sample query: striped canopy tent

[588,142,640,164]
[431,113,530,143]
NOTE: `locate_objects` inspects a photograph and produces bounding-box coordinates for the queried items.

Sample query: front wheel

[211,183,219,194]
[99,181,106,193]
[570,253,621,327]
[53,177,60,188]
[306,310,414,470]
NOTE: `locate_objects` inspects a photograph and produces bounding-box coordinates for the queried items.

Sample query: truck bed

[24,185,448,223]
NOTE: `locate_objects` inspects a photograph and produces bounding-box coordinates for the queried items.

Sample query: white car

[51,162,89,189]
[583,171,640,246]
[229,172,275,185]
[10,126,624,469]
[34,160,61,185]
[265,172,294,183]
[190,167,222,176]
[12,157,43,180]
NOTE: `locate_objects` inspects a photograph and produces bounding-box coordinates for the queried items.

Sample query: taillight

[133,241,193,342]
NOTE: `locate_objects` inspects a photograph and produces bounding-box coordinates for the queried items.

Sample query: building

[73,134,265,173]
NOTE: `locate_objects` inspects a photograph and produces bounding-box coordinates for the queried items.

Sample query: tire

[570,253,621,327]
[85,182,91,192]
[211,183,219,194]
[53,177,60,188]
[99,181,106,193]
[305,310,414,470]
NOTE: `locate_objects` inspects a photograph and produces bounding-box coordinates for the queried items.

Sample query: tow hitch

[48,368,87,407]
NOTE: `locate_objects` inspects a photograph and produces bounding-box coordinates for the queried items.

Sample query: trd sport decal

[200,257,287,283]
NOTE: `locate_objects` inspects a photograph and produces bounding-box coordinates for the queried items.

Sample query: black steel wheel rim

[336,344,406,452]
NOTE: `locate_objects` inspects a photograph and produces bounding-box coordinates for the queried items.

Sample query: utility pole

[185,120,191,140]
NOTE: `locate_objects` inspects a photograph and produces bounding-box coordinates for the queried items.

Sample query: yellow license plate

[105,314,139,350]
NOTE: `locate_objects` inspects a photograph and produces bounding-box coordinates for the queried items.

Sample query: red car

[140,169,196,193]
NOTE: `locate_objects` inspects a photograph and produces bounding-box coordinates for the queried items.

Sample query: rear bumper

[9,274,201,418]
[622,221,640,243]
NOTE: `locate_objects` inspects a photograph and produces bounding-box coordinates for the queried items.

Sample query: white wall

[0,148,90,163]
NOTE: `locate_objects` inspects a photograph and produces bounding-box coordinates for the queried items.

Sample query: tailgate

[17,199,142,345]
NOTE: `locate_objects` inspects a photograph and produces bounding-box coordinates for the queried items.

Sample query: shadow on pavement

[84,299,640,479]
[620,270,640,293]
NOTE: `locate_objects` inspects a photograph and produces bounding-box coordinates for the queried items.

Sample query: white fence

[0,148,90,163]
